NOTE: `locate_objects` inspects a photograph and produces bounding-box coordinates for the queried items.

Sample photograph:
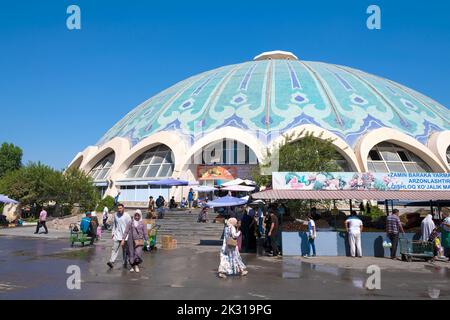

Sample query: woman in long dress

[218,218,248,278]
[122,210,148,273]
[421,213,435,241]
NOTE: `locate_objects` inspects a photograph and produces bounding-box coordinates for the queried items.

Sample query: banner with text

[272,172,450,191]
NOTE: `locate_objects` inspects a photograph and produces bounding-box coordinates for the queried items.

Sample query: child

[97,225,102,240]
[428,227,445,259]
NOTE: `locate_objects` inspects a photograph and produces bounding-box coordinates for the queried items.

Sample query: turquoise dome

[98,56,450,148]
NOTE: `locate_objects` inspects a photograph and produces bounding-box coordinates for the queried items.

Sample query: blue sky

[0,0,449,170]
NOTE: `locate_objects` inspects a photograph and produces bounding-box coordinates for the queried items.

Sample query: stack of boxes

[162,235,177,249]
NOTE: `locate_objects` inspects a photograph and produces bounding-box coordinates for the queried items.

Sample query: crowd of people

[26,190,450,278]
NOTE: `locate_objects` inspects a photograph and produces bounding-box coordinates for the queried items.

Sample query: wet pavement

[1,236,450,299]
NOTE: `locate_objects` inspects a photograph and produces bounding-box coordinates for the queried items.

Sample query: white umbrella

[192,185,218,192]
[222,185,255,192]
[221,178,245,187]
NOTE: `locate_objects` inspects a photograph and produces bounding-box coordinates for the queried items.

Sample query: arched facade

[355,128,447,173]
[428,131,450,171]
[69,51,450,202]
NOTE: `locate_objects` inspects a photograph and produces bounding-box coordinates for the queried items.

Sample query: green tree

[252,130,347,217]
[95,195,115,212]
[0,142,23,178]
[253,130,344,186]
[60,167,99,212]
[0,163,99,216]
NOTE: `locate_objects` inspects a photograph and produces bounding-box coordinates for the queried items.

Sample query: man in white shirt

[345,211,363,257]
[107,203,131,269]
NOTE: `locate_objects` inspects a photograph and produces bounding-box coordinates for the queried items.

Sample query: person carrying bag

[122,210,148,273]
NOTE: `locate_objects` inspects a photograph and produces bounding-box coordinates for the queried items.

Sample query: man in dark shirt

[386,209,405,259]
[268,210,280,257]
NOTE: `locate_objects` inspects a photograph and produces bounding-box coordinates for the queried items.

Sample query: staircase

[153,209,225,247]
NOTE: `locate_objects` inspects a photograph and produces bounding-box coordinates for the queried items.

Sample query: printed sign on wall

[272,172,450,191]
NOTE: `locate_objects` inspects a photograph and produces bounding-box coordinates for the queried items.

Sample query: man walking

[345,211,363,257]
[107,203,131,269]
[386,209,405,259]
[34,207,48,234]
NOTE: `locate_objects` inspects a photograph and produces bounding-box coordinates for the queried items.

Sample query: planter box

[282,231,419,257]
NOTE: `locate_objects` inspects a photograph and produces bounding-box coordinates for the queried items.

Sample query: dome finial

[253,50,298,61]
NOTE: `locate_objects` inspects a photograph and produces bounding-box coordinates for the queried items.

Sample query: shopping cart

[69,223,92,247]
[399,237,434,262]
[144,223,160,252]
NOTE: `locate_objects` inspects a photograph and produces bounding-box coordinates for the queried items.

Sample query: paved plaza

[1,229,450,300]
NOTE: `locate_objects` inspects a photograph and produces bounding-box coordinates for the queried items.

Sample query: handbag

[226,238,237,247]
[134,239,144,247]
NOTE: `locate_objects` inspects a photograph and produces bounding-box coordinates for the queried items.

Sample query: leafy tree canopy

[0,142,23,178]
[253,130,345,187]
[0,162,99,214]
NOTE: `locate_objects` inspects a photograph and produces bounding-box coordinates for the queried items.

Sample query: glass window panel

[162,152,173,164]
[403,163,417,172]
[368,150,382,161]
[408,153,423,163]
[89,153,115,180]
[145,165,160,178]
[97,169,108,180]
[126,166,139,178]
[380,150,400,161]
[446,147,450,163]
[158,164,173,177]
[90,170,99,180]
[397,151,410,162]
[386,162,406,172]
[150,154,164,164]
[372,162,388,172]
[135,166,147,178]
[141,156,152,165]
[367,162,376,172]
[416,162,430,172]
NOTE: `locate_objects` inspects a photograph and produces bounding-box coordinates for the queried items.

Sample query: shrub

[366,206,385,220]
[96,195,115,212]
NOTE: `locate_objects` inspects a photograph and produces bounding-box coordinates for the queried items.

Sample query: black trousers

[270,235,279,256]
[35,221,48,233]
[388,233,399,258]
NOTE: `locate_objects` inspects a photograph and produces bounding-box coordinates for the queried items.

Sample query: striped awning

[252,190,450,201]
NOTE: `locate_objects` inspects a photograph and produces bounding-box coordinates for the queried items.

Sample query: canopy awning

[206,195,248,208]
[220,178,256,187]
[93,181,108,187]
[115,180,154,186]
[0,194,19,204]
[192,185,218,192]
[222,185,255,192]
[148,178,189,186]
[251,190,450,201]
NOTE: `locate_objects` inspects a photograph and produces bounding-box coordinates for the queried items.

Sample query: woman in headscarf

[421,213,435,241]
[122,209,148,273]
[218,217,248,279]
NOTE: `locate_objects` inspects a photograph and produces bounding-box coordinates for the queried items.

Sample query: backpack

[80,217,91,234]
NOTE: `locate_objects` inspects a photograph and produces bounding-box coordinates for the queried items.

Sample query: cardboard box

[161,235,173,249]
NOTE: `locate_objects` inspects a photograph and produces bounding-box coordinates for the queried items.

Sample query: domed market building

[69,51,450,205]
